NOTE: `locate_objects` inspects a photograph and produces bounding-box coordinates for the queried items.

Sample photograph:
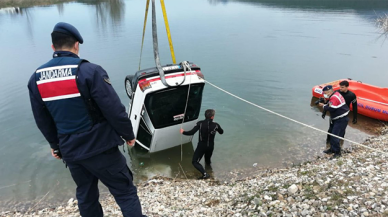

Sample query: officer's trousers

[330,117,349,154]
[192,143,214,175]
[326,120,346,149]
[66,147,144,217]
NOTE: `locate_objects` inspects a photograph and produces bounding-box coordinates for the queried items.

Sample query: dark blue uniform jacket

[28,51,134,162]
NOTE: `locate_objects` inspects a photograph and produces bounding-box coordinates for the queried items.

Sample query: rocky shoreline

[2,127,388,217]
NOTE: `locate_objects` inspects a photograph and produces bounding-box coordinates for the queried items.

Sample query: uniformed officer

[180,109,224,179]
[324,80,358,151]
[318,85,350,158]
[28,22,145,217]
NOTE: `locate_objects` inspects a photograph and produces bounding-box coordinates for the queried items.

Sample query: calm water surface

[0,0,387,211]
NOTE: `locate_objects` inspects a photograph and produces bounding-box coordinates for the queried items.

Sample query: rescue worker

[318,85,350,158]
[324,80,358,151]
[180,109,224,179]
[28,22,145,217]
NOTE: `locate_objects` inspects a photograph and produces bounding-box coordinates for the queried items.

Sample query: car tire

[125,75,134,99]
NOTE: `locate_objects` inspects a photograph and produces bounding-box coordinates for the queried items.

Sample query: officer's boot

[326,142,331,151]
[340,140,344,153]
[323,142,333,154]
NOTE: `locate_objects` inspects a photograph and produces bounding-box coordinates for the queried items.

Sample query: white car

[124,62,205,153]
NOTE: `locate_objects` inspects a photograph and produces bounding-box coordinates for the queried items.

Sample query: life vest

[35,57,100,134]
[327,91,350,120]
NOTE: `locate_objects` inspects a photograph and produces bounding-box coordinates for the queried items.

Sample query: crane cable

[138,0,150,71]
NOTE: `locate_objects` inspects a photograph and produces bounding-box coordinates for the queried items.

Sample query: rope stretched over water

[204,80,387,156]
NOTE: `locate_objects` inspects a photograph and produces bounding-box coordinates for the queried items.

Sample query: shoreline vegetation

[376,14,388,37]
[0,0,73,8]
[1,127,387,216]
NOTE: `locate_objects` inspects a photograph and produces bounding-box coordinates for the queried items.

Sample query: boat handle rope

[204,80,388,156]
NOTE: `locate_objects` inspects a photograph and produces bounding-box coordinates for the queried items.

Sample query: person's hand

[51,149,61,160]
[321,113,326,119]
[180,129,184,134]
[352,118,357,124]
[126,139,136,147]
[318,103,324,107]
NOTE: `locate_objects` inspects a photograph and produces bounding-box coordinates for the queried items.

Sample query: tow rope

[204,80,388,156]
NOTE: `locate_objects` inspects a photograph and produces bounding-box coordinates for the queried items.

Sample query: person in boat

[318,85,350,158]
[180,109,224,179]
[28,22,145,217]
[324,80,358,152]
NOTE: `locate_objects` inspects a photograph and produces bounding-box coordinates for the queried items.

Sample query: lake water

[0,0,387,211]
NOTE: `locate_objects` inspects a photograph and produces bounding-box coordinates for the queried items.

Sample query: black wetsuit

[326,90,357,144]
[183,119,224,175]
[340,90,358,120]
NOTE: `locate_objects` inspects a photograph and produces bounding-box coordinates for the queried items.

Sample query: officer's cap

[52,22,83,44]
[322,85,333,91]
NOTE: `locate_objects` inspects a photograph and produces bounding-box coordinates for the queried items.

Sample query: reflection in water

[209,0,388,43]
[0,0,72,9]
[0,7,35,41]
[212,0,388,11]
[210,0,388,24]
[1,0,125,30]
[0,7,20,14]
[78,0,125,27]
[56,3,65,15]
[208,0,228,5]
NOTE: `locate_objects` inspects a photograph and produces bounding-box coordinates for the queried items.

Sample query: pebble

[288,184,298,194]
[2,126,388,217]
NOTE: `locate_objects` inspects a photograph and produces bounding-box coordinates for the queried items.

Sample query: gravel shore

[2,127,388,217]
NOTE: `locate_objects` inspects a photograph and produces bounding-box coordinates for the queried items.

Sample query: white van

[124,62,205,153]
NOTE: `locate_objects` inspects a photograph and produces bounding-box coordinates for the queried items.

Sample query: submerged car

[124,62,205,153]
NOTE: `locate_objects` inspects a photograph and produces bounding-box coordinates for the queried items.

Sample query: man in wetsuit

[324,80,358,151]
[180,109,224,179]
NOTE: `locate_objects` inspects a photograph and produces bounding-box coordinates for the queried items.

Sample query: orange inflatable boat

[312,79,388,121]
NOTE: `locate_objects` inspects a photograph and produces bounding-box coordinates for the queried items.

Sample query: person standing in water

[324,80,358,152]
[180,109,224,179]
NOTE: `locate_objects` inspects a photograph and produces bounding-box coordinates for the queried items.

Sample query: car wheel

[125,75,134,99]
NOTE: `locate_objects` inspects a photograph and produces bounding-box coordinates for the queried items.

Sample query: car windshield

[145,83,204,129]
